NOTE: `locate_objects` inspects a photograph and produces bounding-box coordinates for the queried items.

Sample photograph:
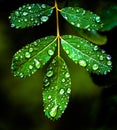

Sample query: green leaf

[9,3,53,28]
[99,5,117,31]
[61,35,112,75]
[42,56,71,120]
[11,36,57,78]
[60,7,103,31]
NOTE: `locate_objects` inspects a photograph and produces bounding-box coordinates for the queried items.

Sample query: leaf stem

[55,0,61,57]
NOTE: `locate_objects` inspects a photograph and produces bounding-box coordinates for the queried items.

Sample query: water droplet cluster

[61,35,112,74]
[61,7,103,31]
[11,36,57,77]
[9,3,53,28]
[43,56,71,120]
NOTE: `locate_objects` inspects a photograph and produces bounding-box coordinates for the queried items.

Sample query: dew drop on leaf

[48,49,54,56]
[62,78,65,83]
[77,23,80,27]
[48,95,52,99]
[23,12,28,16]
[59,89,65,95]
[25,52,31,58]
[49,105,58,118]
[34,59,41,69]
[29,65,33,70]
[29,47,33,52]
[65,72,70,78]
[92,64,99,70]
[99,55,104,60]
[106,55,111,60]
[95,16,101,23]
[41,16,49,22]
[15,11,20,16]
[46,70,54,77]
[67,88,71,94]
[93,45,98,51]
[79,59,87,67]
[41,4,46,8]
[107,61,112,66]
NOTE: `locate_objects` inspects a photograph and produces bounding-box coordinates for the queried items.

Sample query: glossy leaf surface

[61,7,103,31]
[9,3,53,28]
[61,35,112,75]
[43,56,71,120]
[11,36,57,78]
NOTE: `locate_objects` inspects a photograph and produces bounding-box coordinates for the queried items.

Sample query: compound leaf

[9,3,53,28]
[11,36,57,78]
[61,35,112,75]
[43,56,71,120]
[60,7,103,31]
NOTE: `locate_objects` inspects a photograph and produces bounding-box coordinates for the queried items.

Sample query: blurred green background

[0,0,117,130]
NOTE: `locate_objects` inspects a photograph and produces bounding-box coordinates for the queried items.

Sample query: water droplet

[34,59,41,69]
[41,16,48,22]
[48,50,54,56]
[29,47,33,52]
[82,10,85,15]
[107,55,111,60]
[76,9,79,12]
[92,64,98,70]
[15,11,20,16]
[66,50,69,54]
[50,105,58,117]
[20,55,23,59]
[14,55,19,60]
[45,81,50,87]
[69,35,72,38]
[19,73,23,78]
[23,12,28,16]
[62,78,65,83]
[65,72,70,78]
[46,70,53,77]
[79,60,87,67]
[99,55,104,60]
[52,59,56,64]
[59,89,64,95]
[95,16,101,22]
[102,50,105,53]
[103,71,107,75]
[107,61,112,66]
[44,78,50,87]
[24,18,28,22]
[25,52,31,58]
[28,6,31,9]
[29,65,33,69]
[41,4,46,8]
[71,22,75,25]
[84,25,90,29]
[48,95,51,99]
[77,44,80,48]
[67,88,71,94]
[94,45,98,51]
[77,23,80,27]
[11,23,15,28]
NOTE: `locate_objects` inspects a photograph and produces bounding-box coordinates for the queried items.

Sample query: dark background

[0,0,117,130]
